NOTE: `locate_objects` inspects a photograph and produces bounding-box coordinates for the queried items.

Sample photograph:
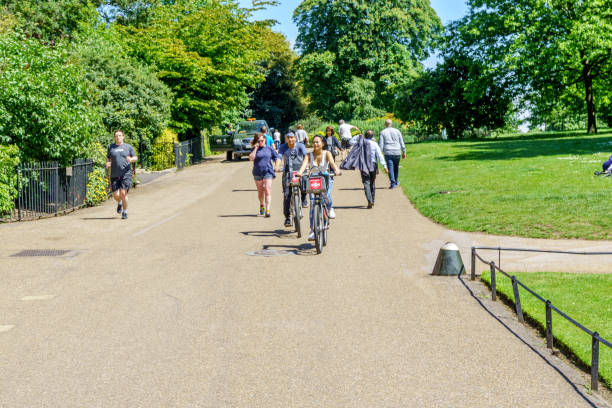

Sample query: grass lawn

[399,128,612,239]
[481,271,612,388]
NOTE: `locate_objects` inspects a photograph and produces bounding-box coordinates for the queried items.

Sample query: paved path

[1,157,610,407]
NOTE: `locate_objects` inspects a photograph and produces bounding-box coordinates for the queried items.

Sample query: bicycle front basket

[305,175,327,193]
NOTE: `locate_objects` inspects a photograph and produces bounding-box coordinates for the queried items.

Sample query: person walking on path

[297,135,342,241]
[295,124,309,147]
[323,126,342,163]
[106,130,137,220]
[379,119,405,189]
[338,119,360,160]
[249,133,281,217]
[278,132,308,227]
[272,128,281,151]
[358,130,387,208]
[259,126,276,150]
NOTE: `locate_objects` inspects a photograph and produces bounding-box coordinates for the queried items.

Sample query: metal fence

[471,246,612,391]
[174,137,204,169]
[4,159,93,221]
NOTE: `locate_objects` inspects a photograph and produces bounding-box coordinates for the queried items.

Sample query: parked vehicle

[208,119,270,161]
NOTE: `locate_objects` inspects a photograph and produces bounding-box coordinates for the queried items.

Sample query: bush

[86,167,109,207]
[151,128,178,170]
[0,145,20,217]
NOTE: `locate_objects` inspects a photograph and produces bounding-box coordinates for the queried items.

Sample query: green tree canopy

[293,0,441,119]
[452,0,612,133]
[118,0,267,139]
[0,33,102,164]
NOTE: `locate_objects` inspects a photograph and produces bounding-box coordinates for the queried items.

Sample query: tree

[0,0,101,42]
[0,33,102,164]
[397,55,511,139]
[74,26,172,160]
[293,0,441,119]
[118,0,267,139]
[247,29,306,131]
[453,0,612,133]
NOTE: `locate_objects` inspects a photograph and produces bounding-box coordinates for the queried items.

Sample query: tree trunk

[582,61,597,134]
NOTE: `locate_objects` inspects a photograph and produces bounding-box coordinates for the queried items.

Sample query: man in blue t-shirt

[278,132,308,227]
[106,130,137,219]
[260,126,276,150]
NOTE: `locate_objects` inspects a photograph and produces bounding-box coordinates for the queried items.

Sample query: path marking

[0,325,15,333]
[132,212,183,237]
[21,295,56,301]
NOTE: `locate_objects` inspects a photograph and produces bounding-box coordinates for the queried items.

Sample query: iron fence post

[16,167,22,221]
[471,247,476,280]
[591,332,599,391]
[545,300,553,350]
[511,276,525,323]
[490,261,496,301]
[174,142,179,169]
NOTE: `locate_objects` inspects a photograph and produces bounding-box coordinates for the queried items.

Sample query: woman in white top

[297,135,342,241]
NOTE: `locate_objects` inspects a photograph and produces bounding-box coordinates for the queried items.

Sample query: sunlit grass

[400,129,612,239]
[481,271,612,388]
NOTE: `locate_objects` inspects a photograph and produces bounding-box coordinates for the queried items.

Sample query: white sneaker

[308,231,315,241]
[328,208,336,219]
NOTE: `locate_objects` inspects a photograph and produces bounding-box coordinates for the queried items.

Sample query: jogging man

[338,119,360,160]
[106,130,137,219]
[278,132,308,227]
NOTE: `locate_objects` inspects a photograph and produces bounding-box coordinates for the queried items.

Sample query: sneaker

[284,218,291,227]
[259,204,265,215]
[308,231,315,241]
[116,202,122,214]
[328,208,336,219]
[121,211,128,220]
[302,201,309,208]
[367,202,373,209]
[265,210,270,218]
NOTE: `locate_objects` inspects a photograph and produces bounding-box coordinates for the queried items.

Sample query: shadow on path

[81,217,117,220]
[241,229,294,239]
[232,189,257,192]
[457,275,598,407]
[262,243,317,256]
[218,214,258,218]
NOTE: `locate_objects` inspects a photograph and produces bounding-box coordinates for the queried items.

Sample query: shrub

[0,145,20,217]
[86,167,109,207]
[151,128,178,170]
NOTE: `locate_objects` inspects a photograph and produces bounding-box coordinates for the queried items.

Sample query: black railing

[4,159,93,221]
[174,137,204,169]
[471,246,612,391]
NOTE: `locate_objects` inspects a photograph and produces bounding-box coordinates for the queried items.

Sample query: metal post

[511,276,525,323]
[16,167,22,221]
[471,247,476,281]
[490,261,496,301]
[545,300,553,349]
[591,332,599,391]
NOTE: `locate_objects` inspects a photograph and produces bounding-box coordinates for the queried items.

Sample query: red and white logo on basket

[291,171,300,183]
[309,177,322,190]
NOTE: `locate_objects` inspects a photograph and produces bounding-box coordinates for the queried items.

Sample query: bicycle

[287,171,303,237]
[304,166,333,254]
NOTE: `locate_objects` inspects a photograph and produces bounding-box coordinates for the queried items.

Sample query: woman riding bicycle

[297,134,342,241]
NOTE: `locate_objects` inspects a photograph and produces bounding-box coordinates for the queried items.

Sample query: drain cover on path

[246,249,294,257]
[11,249,71,257]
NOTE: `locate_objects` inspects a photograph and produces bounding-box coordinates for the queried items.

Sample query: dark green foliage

[0,33,102,165]
[0,0,101,42]
[0,144,19,216]
[74,27,172,162]
[293,0,441,119]
[397,55,511,139]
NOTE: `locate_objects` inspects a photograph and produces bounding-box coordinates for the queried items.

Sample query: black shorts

[341,138,352,149]
[111,175,132,192]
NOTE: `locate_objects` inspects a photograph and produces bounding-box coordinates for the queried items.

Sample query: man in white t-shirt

[295,124,309,147]
[338,119,360,160]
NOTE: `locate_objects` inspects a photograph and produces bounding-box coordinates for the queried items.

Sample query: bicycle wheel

[313,202,323,254]
[322,207,328,246]
[292,190,302,238]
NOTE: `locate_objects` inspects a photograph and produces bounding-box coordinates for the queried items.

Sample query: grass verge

[400,128,612,239]
[481,271,612,388]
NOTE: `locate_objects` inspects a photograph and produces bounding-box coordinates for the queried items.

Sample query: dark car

[208,119,270,161]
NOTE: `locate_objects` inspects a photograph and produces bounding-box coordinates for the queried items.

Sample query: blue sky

[238,0,469,66]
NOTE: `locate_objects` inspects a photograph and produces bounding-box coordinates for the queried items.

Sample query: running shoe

[328,208,336,219]
[259,204,265,215]
[308,231,315,241]
[121,211,128,220]
[117,202,122,214]
[265,210,270,218]
[284,218,291,227]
